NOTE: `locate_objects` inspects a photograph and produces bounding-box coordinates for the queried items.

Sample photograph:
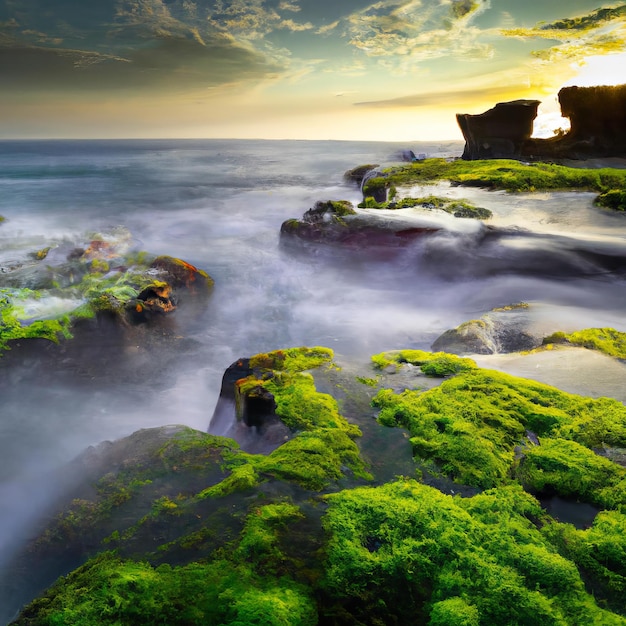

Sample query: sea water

[0,139,625,622]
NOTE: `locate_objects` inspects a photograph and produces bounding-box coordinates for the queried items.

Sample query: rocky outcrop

[280,199,446,251]
[458,85,626,161]
[456,100,540,160]
[525,84,626,159]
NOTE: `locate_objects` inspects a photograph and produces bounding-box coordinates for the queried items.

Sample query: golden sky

[1,0,625,140]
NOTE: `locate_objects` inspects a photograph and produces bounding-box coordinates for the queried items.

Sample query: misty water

[1,139,625,621]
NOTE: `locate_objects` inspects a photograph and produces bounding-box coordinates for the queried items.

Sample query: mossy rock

[361,158,626,210]
[323,480,624,624]
[0,234,216,358]
[543,327,626,360]
[372,354,626,495]
[344,164,379,185]
[358,194,493,220]
[596,189,626,211]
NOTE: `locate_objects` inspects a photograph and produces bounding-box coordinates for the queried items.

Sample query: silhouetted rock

[457,100,540,160]
[525,84,626,159]
[458,85,626,161]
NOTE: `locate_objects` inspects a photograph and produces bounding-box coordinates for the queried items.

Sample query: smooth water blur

[1,139,626,622]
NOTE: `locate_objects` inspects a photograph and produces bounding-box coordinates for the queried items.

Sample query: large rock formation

[456,99,540,160]
[458,84,626,161]
[525,84,626,159]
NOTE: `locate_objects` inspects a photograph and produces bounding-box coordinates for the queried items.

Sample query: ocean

[1,138,625,621]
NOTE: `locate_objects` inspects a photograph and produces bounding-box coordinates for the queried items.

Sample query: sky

[0,0,625,140]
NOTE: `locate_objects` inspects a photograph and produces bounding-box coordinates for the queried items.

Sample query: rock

[525,84,626,159]
[150,255,215,294]
[344,164,379,186]
[431,303,541,355]
[280,199,446,251]
[456,99,540,160]
[458,85,626,161]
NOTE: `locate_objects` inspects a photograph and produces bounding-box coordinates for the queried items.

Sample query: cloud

[338,0,492,71]
[206,0,313,40]
[502,4,626,65]
[316,20,340,36]
[0,35,283,97]
[278,1,301,12]
[0,0,291,97]
[354,84,531,108]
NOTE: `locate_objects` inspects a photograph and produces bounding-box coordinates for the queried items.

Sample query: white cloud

[340,0,492,72]
[278,1,301,12]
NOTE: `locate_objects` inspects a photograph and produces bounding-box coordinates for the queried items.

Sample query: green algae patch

[249,346,334,373]
[362,158,626,210]
[373,365,626,493]
[542,510,626,615]
[596,189,626,211]
[543,327,626,360]
[371,349,477,376]
[257,429,371,491]
[35,428,239,549]
[358,194,493,219]
[16,513,318,626]
[517,438,626,510]
[323,480,622,626]
[0,289,73,354]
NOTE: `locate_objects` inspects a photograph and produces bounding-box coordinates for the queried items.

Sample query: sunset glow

[1,1,625,140]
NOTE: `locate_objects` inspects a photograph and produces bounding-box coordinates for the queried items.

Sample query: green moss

[16,540,317,625]
[596,189,626,211]
[543,327,626,359]
[517,438,625,508]
[249,346,334,373]
[198,464,259,499]
[0,290,73,354]
[360,195,492,219]
[323,480,618,625]
[373,363,626,492]
[371,349,477,376]
[542,510,626,614]
[362,158,626,209]
[256,429,371,491]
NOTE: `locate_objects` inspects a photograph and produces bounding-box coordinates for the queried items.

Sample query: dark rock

[150,255,214,294]
[280,199,443,251]
[344,164,379,186]
[235,383,278,428]
[456,99,540,160]
[458,85,626,161]
[524,84,626,159]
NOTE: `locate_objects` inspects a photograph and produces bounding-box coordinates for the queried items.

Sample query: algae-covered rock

[343,163,379,186]
[372,354,626,500]
[10,346,626,624]
[543,327,626,360]
[323,480,625,624]
[0,229,215,358]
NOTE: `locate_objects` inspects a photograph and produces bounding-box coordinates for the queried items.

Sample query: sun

[564,52,626,88]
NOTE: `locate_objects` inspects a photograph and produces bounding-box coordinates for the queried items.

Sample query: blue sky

[1,0,625,139]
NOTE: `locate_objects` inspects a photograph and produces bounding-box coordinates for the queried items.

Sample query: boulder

[344,163,379,186]
[456,100,540,160]
[280,199,445,251]
[431,303,541,355]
